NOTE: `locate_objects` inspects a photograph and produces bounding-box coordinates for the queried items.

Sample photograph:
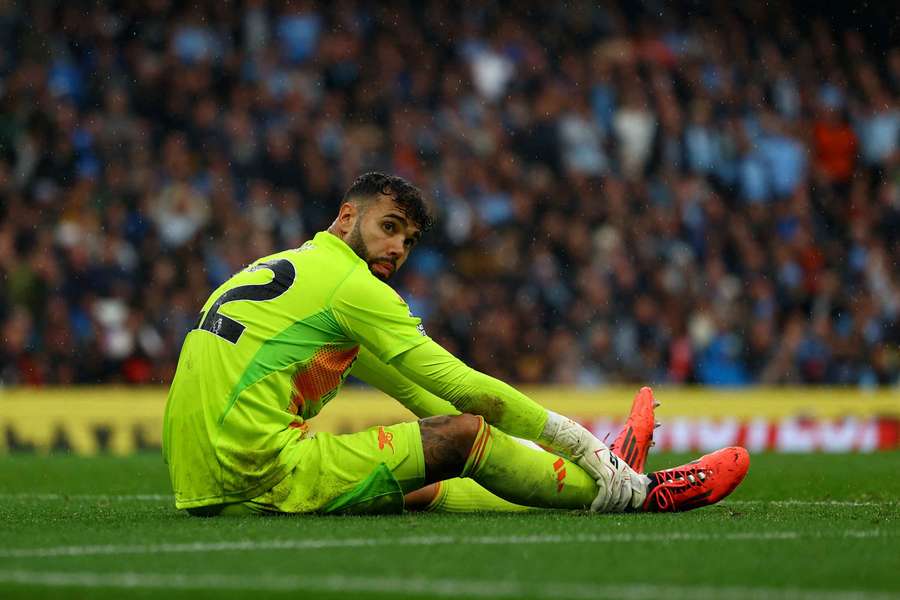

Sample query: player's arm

[391,339,547,439]
[389,338,638,512]
[353,344,547,450]
[350,345,459,418]
[331,267,608,468]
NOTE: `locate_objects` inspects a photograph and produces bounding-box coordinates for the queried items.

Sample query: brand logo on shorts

[378,427,394,453]
[553,457,567,493]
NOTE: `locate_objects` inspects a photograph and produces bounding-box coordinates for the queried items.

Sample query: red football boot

[642,446,750,512]
[609,386,659,473]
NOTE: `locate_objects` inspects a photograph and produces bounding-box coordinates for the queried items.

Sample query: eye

[383,222,395,233]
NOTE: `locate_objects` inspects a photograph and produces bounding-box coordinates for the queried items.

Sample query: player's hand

[576,444,638,512]
[539,411,642,512]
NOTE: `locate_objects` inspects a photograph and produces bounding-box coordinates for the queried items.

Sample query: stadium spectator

[0,0,897,388]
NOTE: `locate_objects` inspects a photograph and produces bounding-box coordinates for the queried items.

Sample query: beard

[346,220,396,281]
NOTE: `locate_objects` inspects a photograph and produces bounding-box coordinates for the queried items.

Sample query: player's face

[346,197,421,281]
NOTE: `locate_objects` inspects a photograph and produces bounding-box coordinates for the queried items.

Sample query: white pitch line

[0,529,893,559]
[728,500,897,507]
[0,570,898,600]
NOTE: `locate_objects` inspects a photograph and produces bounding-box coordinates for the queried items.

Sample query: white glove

[583,446,642,512]
[540,411,646,513]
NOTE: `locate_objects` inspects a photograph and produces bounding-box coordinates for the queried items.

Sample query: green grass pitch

[1,452,898,599]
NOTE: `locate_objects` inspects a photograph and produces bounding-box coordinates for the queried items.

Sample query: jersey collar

[313,231,366,266]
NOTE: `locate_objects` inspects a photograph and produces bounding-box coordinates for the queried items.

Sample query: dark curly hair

[342,172,434,232]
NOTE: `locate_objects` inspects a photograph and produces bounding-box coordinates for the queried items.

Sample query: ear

[333,202,358,236]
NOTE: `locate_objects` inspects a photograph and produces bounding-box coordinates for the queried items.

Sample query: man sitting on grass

[163,172,749,517]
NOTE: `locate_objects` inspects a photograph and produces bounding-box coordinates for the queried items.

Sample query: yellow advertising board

[1,386,898,455]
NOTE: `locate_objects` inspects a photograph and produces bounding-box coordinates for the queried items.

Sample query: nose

[387,237,405,258]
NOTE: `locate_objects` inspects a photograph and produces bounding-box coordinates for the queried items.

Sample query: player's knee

[419,413,481,451]
[418,414,483,481]
[449,413,482,450]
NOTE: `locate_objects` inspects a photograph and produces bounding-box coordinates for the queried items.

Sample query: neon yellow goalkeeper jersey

[162,231,430,509]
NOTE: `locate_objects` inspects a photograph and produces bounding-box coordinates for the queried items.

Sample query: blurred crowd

[1,1,898,387]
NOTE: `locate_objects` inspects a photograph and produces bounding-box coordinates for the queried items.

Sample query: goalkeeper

[163,172,748,517]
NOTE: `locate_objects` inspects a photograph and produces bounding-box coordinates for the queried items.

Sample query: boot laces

[646,465,709,511]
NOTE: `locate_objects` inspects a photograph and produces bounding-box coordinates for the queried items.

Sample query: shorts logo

[553,457,567,493]
[378,427,394,453]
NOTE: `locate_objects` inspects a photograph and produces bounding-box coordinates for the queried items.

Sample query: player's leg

[410,414,749,513]
[237,411,745,516]
[241,421,429,515]
[407,387,661,512]
[243,414,591,515]
[242,414,601,514]
[406,479,529,512]
[415,414,601,510]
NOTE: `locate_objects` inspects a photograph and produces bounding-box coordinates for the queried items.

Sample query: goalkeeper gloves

[539,411,648,512]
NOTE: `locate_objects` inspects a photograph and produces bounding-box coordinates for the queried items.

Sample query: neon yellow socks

[461,417,598,510]
[425,478,529,513]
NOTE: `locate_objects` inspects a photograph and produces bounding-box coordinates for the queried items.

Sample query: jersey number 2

[197,258,296,344]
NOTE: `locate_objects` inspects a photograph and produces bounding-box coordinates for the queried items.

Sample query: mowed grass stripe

[0,493,172,501]
[1,569,898,600]
[2,529,892,559]
[1,493,896,508]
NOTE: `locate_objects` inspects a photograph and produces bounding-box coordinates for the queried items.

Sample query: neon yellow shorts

[234,421,426,515]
